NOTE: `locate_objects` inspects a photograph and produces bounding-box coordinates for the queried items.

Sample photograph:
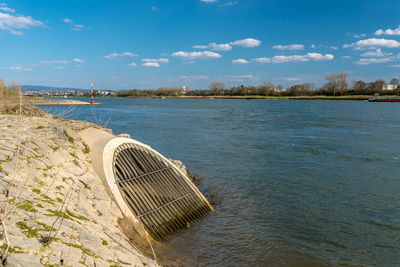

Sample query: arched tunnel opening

[113,142,212,240]
[80,128,213,242]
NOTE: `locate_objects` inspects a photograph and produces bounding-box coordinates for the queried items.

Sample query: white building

[382,84,397,91]
[180,86,189,95]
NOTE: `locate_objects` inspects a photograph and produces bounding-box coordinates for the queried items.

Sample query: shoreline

[23,97,101,105]
[91,95,383,100]
[0,113,158,266]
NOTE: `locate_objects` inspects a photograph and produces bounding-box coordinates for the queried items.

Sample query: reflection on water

[42,99,400,266]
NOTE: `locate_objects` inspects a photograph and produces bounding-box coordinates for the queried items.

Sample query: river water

[42,98,400,266]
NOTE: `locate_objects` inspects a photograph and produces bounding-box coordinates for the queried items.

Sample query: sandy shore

[0,114,157,266]
[23,97,101,106]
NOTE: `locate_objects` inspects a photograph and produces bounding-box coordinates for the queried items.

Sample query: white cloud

[193,45,209,49]
[0,10,43,35]
[230,38,261,47]
[374,25,400,36]
[284,77,300,81]
[172,51,222,60]
[232,58,250,64]
[341,56,351,59]
[55,66,65,70]
[63,18,85,31]
[201,0,218,2]
[152,6,158,11]
[220,1,238,7]
[353,33,366,38]
[7,65,31,71]
[306,53,334,61]
[63,17,73,24]
[343,38,400,49]
[178,75,209,80]
[353,57,393,65]
[391,64,400,67]
[228,74,254,79]
[40,60,68,65]
[311,44,315,49]
[127,62,137,67]
[105,52,138,59]
[142,58,169,63]
[183,61,196,64]
[72,58,85,63]
[142,62,160,67]
[252,53,334,63]
[272,44,304,50]
[0,6,15,13]
[209,42,232,51]
[193,42,232,51]
[360,48,391,57]
[193,38,260,51]
[71,24,84,31]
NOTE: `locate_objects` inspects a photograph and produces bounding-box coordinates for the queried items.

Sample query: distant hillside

[22,85,88,92]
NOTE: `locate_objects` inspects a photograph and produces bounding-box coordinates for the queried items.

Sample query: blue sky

[2,0,400,90]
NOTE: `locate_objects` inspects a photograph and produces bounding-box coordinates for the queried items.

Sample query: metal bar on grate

[115,166,172,185]
[138,192,194,218]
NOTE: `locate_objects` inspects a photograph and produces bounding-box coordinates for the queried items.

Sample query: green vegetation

[102,239,108,246]
[43,165,53,171]
[36,221,56,232]
[37,125,44,129]
[61,241,97,257]
[17,200,38,212]
[32,188,41,194]
[49,145,59,151]
[82,146,90,154]
[16,221,41,238]
[35,178,45,186]
[8,246,25,254]
[79,180,90,189]
[65,209,89,221]
[45,209,72,220]
[55,185,64,191]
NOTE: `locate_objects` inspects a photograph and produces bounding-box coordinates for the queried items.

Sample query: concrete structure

[80,128,212,241]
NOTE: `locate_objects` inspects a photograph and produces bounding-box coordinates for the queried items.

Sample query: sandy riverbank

[0,113,157,266]
[23,97,101,106]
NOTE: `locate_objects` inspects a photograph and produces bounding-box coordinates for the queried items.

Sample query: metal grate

[113,143,212,240]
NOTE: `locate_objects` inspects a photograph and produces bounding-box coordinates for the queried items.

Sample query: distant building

[98,90,113,96]
[274,87,285,93]
[383,84,397,91]
[180,86,189,95]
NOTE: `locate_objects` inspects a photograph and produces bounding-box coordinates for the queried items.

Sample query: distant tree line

[114,73,400,97]
[116,87,183,97]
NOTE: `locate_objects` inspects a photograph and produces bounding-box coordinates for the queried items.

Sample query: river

[42,98,400,266]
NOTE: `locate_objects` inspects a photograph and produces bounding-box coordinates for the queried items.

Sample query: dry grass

[0,79,46,117]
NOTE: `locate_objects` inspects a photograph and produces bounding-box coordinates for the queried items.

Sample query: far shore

[107,95,380,100]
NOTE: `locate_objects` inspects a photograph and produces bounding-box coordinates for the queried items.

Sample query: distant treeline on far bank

[115,73,400,97]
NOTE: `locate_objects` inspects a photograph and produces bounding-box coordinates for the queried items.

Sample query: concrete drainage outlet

[82,129,212,241]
